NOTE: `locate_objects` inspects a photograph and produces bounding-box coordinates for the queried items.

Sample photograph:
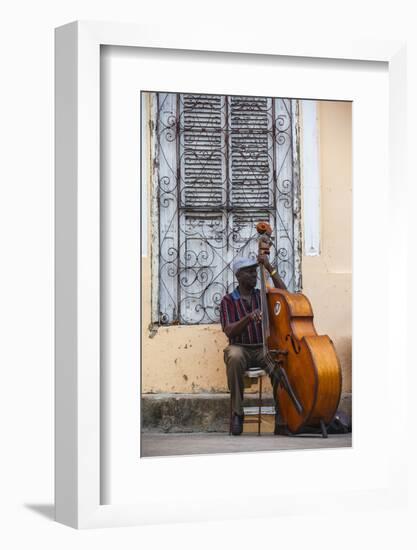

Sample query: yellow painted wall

[302,101,352,392]
[142,100,352,394]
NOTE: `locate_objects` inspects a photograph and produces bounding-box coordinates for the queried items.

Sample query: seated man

[220,256,286,436]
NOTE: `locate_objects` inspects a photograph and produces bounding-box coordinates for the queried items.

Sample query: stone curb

[142,392,352,433]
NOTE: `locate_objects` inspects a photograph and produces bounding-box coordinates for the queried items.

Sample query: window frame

[147,92,303,326]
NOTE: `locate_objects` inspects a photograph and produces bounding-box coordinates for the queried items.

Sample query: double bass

[256,221,342,437]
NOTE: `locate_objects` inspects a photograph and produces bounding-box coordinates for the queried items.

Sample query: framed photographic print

[139,89,351,455]
[55,21,408,528]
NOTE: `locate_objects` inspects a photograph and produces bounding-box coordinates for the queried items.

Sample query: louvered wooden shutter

[229,96,273,208]
[180,95,226,208]
[178,95,227,324]
[228,96,276,275]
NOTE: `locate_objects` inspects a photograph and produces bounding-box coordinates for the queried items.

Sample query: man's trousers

[223,343,279,416]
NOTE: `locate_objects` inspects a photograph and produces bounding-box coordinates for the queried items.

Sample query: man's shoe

[231,413,244,436]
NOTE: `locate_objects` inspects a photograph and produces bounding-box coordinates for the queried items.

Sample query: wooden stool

[229,368,267,436]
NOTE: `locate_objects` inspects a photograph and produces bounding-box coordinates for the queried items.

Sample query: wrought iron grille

[149,92,301,325]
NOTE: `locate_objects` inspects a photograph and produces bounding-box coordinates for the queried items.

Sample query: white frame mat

[55,21,407,529]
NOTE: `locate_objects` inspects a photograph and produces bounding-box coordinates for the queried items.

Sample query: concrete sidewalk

[141,432,352,457]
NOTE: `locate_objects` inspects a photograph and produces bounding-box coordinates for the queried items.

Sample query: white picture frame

[55,21,407,529]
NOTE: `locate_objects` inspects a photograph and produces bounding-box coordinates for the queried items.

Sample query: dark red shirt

[220,287,263,345]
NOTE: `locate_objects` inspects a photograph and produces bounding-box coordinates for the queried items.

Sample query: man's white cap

[232,257,258,275]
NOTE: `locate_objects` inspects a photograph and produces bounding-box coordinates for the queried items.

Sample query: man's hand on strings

[257,253,273,273]
[248,309,262,323]
[257,253,286,290]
